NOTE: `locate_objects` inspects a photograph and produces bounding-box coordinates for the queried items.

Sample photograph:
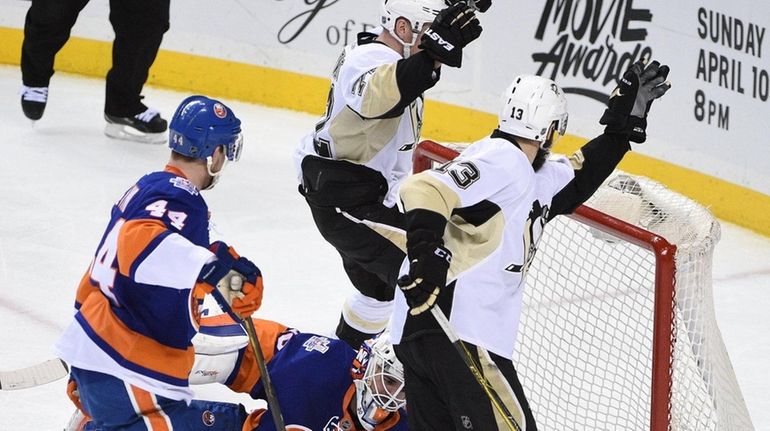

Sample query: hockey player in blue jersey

[59,95,266,430]
[189,315,408,431]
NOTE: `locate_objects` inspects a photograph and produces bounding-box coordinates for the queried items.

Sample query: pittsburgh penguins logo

[506,200,549,276]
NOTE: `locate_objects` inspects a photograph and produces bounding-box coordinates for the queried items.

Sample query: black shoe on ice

[104,108,167,144]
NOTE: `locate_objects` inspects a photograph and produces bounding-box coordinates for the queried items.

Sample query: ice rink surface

[0,66,768,430]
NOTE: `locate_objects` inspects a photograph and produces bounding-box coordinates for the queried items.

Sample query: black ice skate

[104,108,168,144]
[20,86,48,121]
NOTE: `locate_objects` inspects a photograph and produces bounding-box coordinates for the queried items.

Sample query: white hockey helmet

[351,331,406,430]
[498,75,569,149]
[381,0,445,33]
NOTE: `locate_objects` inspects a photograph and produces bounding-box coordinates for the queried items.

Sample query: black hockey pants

[395,332,538,431]
[21,0,170,117]
[300,155,407,302]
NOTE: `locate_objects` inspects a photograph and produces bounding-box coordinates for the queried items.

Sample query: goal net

[413,140,754,431]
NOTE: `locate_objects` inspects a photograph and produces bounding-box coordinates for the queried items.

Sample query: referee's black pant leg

[106,0,170,116]
[396,333,537,431]
[21,0,90,86]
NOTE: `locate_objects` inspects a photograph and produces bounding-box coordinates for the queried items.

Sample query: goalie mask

[498,75,569,152]
[169,95,243,190]
[351,332,406,430]
[381,0,444,58]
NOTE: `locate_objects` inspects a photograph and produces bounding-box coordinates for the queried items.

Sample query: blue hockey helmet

[169,95,243,162]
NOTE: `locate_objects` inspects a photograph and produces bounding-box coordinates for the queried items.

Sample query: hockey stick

[240,316,286,431]
[208,284,287,431]
[430,307,522,431]
[0,358,69,390]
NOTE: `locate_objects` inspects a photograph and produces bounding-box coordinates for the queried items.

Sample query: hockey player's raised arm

[344,50,439,120]
[550,58,672,219]
[548,133,632,218]
[345,1,483,120]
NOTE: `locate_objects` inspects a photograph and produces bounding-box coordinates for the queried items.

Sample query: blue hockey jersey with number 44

[56,166,216,402]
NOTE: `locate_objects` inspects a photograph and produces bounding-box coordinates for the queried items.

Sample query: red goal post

[412,140,754,431]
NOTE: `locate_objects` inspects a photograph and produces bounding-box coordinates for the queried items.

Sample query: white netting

[515,171,754,431]
[414,142,754,431]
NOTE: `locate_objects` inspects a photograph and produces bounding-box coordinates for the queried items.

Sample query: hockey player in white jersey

[294,0,485,348]
[392,59,671,430]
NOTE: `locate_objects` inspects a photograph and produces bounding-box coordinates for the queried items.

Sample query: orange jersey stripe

[117,219,168,277]
[78,294,194,381]
[74,263,100,307]
[199,313,239,328]
[129,385,171,431]
[227,318,288,394]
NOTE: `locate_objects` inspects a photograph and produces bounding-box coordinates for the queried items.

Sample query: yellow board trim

[1,26,768,236]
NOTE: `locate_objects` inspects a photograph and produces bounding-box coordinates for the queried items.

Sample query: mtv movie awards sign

[531,0,654,103]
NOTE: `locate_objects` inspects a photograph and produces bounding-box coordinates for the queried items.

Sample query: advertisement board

[1,0,768,195]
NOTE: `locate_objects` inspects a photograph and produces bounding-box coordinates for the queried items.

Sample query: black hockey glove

[420,2,483,68]
[398,231,452,316]
[445,0,492,13]
[474,0,492,12]
[600,58,671,143]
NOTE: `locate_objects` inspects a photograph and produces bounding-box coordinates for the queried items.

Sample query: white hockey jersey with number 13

[392,137,575,359]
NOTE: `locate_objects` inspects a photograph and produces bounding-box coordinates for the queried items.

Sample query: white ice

[0,66,767,430]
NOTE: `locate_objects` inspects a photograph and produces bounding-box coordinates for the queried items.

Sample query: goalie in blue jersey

[189,311,408,431]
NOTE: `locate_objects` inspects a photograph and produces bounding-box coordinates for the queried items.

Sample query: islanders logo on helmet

[213,103,227,119]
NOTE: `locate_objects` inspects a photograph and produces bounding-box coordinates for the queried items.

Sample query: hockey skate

[20,85,48,122]
[104,107,167,144]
